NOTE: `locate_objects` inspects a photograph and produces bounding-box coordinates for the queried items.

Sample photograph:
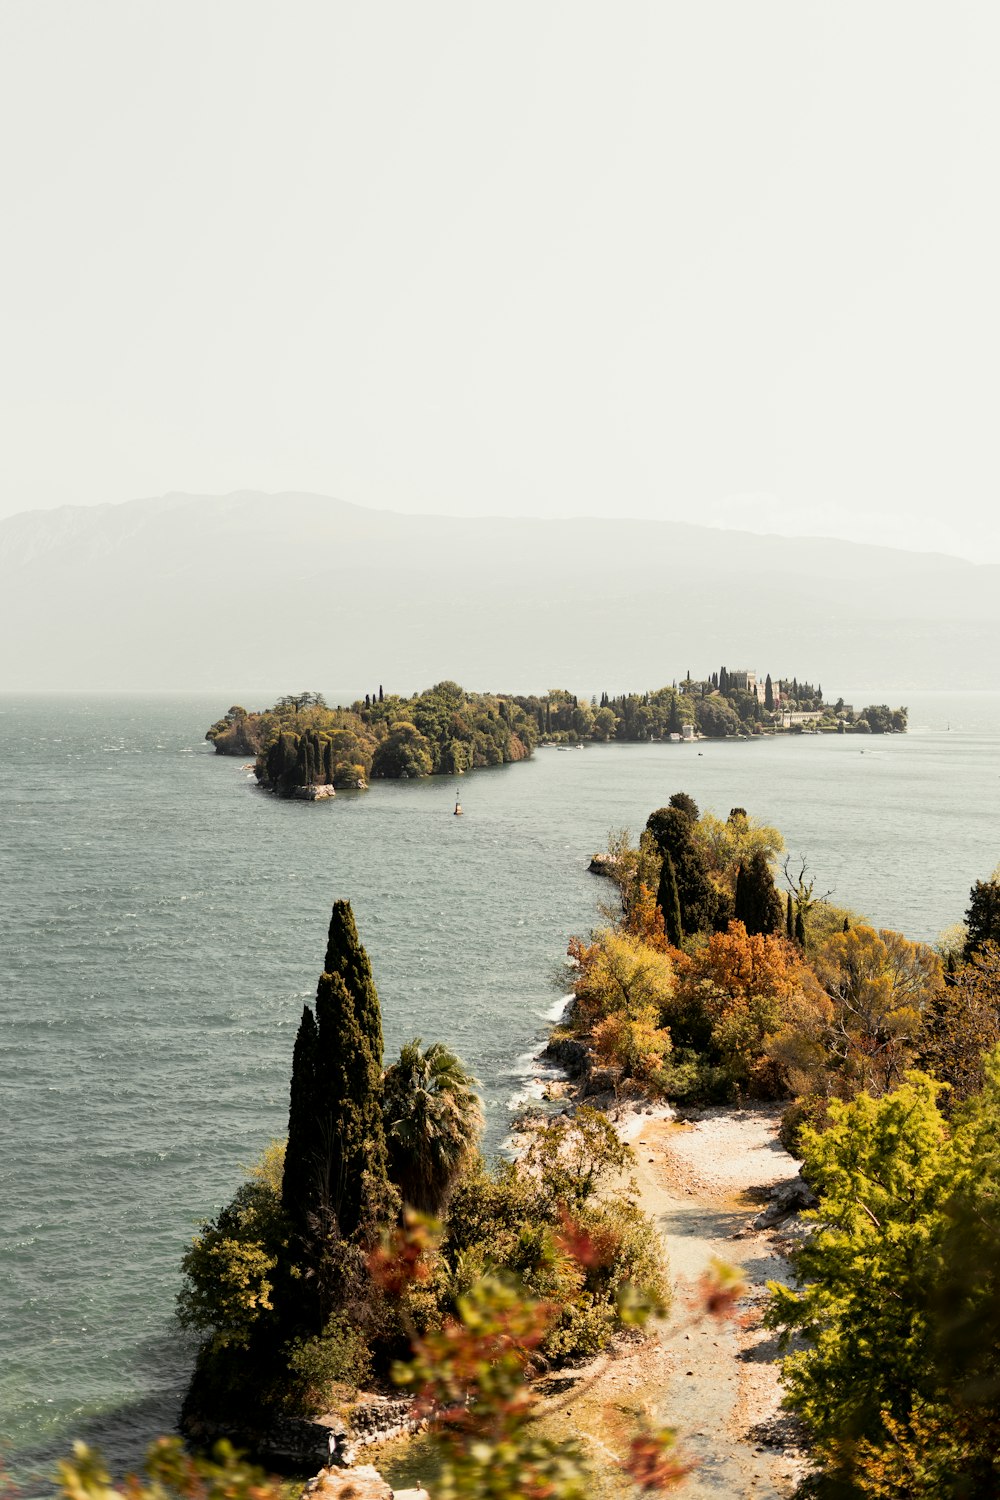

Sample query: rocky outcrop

[291,783,337,800]
[750,1174,818,1229]
[587,853,619,877]
[344,1396,419,1451]
[242,1416,340,1470]
[181,1394,419,1474]
[583,1063,622,1097]
[304,1465,392,1500]
[302,1467,430,1500]
[542,1035,590,1080]
[206,714,261,757]
[541,1033,623,1098]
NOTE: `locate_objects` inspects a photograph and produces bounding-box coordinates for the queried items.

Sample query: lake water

[3,690,999,1489]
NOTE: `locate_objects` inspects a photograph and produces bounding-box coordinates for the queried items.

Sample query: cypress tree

[647,805,720,935]
[795,907,806,947]
[764,673,774,711]
[282,1005,319,1221]
[378,684,384,702]
[658,852,684,948]
[312,970,384,1239]
[734,862,749,926]
[786,892,794,940]
[282,901,390,1256]
[963,877,1000,960]
[323,900,385,1067]
[733,851,783,936]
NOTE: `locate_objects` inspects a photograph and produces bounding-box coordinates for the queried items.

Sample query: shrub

[777,1093,833,1157]
[284,1321,374,1411]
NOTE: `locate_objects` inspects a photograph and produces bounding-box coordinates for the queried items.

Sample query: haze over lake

[2,689,997,1489]
[5,493,1000,693]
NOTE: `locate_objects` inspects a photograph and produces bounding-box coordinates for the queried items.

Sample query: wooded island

[205,672,907,797]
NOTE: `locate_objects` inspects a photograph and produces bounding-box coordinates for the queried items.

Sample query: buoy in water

[454,799,463,816]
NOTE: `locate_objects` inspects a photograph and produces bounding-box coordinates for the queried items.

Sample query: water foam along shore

[502,994,576,1136]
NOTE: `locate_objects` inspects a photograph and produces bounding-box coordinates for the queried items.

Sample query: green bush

[435,1124,667,1364]
[284,1321,374,1411]
[778,1093,833,1157]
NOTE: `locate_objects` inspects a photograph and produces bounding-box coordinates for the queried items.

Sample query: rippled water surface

[3,691,999,1487]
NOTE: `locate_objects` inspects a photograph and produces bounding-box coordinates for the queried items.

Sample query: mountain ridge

[3,492,997,692]
[0,489,985,572]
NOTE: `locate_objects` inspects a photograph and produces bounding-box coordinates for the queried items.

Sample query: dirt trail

[540,1104,806,1497]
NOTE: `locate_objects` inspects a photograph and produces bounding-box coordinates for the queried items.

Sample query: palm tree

[382,1039,484,1214]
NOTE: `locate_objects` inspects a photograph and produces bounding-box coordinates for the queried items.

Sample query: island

[205,671,907,799]
[205,682,536,797]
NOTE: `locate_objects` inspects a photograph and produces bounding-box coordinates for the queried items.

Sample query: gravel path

[630,1106,806,1496]
[542,1103,808,1497]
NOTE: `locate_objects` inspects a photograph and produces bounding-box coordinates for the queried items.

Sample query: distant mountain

[2,490,998,693]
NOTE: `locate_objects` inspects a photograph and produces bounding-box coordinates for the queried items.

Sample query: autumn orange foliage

[667,922,831,1097]
[624,882,674,952]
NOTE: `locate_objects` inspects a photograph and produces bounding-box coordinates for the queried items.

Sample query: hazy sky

[2,3,999,558]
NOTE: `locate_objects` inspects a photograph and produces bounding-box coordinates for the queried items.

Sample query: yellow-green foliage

[570,929,679,1031]
[692,809,784,896]
[812,923,944,1096]
[768,1056,1000,1495]
[177,1179,289,1352]
[438,1111,667,1364]
[55,1438,284,1500]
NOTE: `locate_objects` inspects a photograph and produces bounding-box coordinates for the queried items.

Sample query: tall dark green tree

[282,1006,319,1228]
[323,900,385,1065]
[668,790,699,822]
[964,875,1000,960]
[657,851,684,948]
[786,892,795,940]
[646,804,724,935]
[733,850,784,936]
[282,901,389,1246]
